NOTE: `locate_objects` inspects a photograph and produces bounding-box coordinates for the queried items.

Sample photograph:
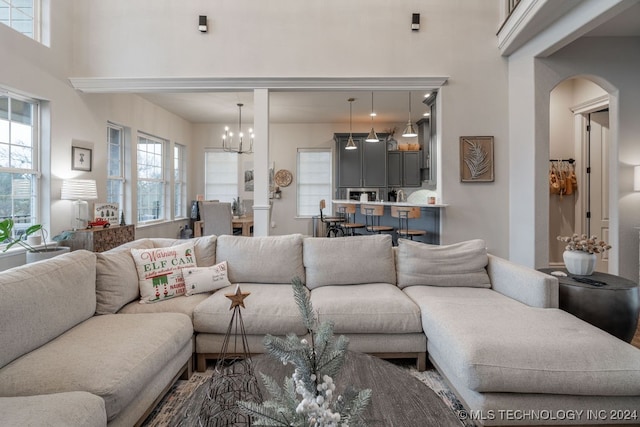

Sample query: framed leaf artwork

[460,136,494,182]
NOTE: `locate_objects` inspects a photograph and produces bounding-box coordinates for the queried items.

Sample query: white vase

[563,250,597,275]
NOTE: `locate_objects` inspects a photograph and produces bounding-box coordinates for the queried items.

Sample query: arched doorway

[548,77,610,273]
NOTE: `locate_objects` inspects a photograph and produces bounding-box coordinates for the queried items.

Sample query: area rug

[141,362,475,427]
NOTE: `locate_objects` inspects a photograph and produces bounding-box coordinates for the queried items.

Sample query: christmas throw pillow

[131,242,197,303]
[182,261,231,296]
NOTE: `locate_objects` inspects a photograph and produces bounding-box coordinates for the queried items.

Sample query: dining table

[193,216,254,237]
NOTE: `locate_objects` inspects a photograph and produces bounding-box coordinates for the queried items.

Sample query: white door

[587,110,610,272]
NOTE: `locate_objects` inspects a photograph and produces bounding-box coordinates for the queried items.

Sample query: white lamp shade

[61,179,98,200]
[634,166,640,192]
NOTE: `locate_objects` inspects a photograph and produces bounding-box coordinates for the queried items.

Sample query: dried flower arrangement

[557,233,611,254]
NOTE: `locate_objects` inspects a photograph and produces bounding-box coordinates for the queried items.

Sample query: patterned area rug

[141,362,475,427]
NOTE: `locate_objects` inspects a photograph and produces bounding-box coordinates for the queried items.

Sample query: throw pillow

[183,261,231,296]
[396,238,491,289]
[131,241,197,303]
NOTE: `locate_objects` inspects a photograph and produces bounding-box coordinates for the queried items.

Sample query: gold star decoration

[225,285,251,310]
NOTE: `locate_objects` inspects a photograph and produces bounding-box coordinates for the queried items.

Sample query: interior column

[252,88,270,236]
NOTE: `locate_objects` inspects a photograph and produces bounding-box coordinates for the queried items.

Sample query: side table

[59,224,135,253]
[539,268,639,342]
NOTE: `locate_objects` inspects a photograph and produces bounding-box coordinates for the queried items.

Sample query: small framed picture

[72,146,92,171]
[460,136,494,182]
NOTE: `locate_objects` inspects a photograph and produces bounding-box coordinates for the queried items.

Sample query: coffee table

[172,351,462,426]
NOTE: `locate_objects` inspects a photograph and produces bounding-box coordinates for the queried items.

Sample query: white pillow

[182,261,231,296]
[131,242,197,303]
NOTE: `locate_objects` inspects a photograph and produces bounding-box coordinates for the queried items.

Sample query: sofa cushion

[95,239,154,314]
[216,234,305,284]
[193,283,307,335]
[183,261,231,296]
[0,313,193,421]
[303,235,396,289]
[0,250,96,368]
[396,238,491,289]
[404,285,640,396]
[117,292,211,320]
[310,283,422,334]
[0,392,107,427]
[131,241,197,303]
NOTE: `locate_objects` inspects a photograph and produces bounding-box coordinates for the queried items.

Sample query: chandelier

[222,103,254,154]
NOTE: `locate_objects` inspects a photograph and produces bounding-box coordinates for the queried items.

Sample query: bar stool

[335,203,365,236]
[319,199,344,237]
[391,206,427,241]
[360,204,394,235]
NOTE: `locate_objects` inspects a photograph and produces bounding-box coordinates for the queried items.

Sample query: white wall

[70,0,510,256]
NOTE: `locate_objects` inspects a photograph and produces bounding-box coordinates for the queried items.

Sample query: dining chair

[198,201,233,236]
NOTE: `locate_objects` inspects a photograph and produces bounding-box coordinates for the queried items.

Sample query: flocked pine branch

[238,276,372,426]
[463,139,490,179]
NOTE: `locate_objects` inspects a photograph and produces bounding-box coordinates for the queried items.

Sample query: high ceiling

[138,3,640,126]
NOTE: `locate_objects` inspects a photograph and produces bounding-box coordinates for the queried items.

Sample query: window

[106,123,124,210]
[297,148,332,217]
[0,0,38,40]
[174,143,186,218]
[204,150,238,203]
[137,133,166,223]
[0,93,39,239]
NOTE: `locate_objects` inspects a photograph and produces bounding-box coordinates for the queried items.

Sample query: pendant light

[365,92,379,142]
[222,103,254,154]
[402,92,418,138]
[345,98,357,150]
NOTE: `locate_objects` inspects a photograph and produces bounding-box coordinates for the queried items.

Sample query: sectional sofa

[1,233,639,426]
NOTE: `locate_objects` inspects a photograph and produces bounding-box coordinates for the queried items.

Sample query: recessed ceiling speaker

[412,13,420,31]
[199,15,207,33]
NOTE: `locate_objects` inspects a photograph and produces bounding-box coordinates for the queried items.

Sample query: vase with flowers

[557,233,611,276]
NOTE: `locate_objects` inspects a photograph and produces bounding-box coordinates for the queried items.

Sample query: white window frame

[204,149,238,203]
[0,91,40,243]
[296,148,333,218]
[173,142,187,219]
[0,0,41,41]
[106,122,124,214]
[136,132,167,225]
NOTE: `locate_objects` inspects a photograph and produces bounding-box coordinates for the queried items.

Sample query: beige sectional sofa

[1,233,639,426]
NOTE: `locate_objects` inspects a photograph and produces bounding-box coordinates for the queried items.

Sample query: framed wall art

[460,136,494,182]
[72,146,92,171]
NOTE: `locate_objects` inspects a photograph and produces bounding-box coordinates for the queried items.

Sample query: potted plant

[557,233,611,275]
[0,218,70,263]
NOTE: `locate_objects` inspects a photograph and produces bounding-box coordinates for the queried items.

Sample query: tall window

[0,93,39,239]
[174,143,186,218]
[0,0,38,40]
[204,150,238,203]
[106,123,124,210]
[137,133,166,223]
[297,148,332,217]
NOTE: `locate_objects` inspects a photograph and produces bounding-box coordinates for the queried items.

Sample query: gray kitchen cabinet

[335,133,387,188]
[418,92,437,188]
[388,151,422,188]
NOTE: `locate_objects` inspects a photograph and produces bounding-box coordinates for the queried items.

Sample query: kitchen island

[331,199,446,244]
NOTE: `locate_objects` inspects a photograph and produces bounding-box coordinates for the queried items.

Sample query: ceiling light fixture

[345,98,357,150]
[222,103,254,154]
[366,92,379,142]
[402,92,418,138]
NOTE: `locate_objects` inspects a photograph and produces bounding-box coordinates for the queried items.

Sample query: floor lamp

[61,179,98,230]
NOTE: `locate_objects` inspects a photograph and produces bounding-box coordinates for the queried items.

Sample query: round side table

[539,268,639,342]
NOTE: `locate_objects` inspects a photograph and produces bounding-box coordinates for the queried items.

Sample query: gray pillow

[216,234,305,284]
[396,238,491,289]
[303,234,396,289]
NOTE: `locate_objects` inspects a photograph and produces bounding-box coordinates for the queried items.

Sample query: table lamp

[61,179,98,230]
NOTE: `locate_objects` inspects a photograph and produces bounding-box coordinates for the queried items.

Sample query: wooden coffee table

[172,351,461,426]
